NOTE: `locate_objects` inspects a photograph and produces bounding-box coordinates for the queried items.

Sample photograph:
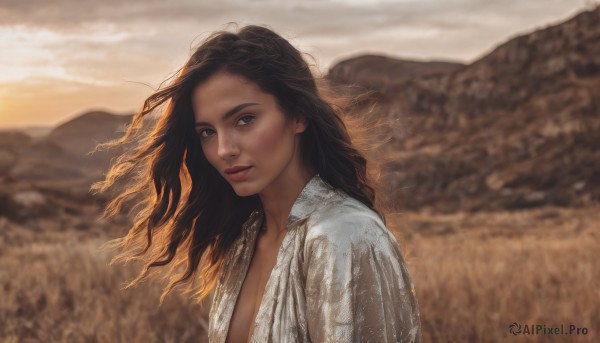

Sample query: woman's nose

[216,132,239,159]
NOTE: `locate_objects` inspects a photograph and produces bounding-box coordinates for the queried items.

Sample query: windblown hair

[91,23,403,304]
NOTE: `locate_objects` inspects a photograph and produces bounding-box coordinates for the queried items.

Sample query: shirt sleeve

[304,212,422,343]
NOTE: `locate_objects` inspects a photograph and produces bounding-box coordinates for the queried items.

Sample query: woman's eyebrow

[195,102,260,127]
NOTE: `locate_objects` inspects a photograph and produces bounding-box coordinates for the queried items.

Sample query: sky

[0,0,597,129]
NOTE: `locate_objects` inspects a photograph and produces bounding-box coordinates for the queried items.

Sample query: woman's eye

[198,129,214,139]
[237,114,255,126]
[197,114,254,140]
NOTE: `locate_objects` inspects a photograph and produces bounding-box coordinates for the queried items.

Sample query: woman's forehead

[192,72,273,120]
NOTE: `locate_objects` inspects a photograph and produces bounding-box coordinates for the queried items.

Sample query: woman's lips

[226,166,252,181]
[225,165,252,173]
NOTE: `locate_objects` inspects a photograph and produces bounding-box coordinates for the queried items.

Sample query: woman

[92,24,421,342]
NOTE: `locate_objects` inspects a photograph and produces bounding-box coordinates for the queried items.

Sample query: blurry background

[1,0,599,342]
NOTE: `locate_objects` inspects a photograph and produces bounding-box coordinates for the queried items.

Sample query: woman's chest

[209,224,311,343]
[225,234,284,343]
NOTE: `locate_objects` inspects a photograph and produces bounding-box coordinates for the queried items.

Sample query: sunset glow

[0,0,594,128]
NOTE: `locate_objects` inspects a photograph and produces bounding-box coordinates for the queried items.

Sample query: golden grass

[394,205,600,343]
[0,205,598,342]
[0,228,210,343]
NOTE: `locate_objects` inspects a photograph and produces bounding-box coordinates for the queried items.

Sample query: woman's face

[192,70,307,196]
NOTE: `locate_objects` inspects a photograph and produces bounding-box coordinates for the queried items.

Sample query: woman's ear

[294,116,308,134]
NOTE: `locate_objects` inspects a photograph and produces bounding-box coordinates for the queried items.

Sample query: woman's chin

[230,184,259,197]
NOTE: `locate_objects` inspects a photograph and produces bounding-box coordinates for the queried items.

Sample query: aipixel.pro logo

[509,322,589,336]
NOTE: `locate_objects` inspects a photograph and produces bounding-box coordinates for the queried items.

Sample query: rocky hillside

[328,54,465,91]
[46,111,132,158]
[0,111,135,222]
[1,6,599,223]
[327,5,600,213]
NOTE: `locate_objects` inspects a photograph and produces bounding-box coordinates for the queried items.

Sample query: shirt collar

[286,173,338,227]
[242,173,338,232]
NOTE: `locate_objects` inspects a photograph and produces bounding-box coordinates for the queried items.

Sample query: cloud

[0,0,594,127]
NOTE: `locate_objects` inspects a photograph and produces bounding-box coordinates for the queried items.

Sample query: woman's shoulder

[304,192,395,249]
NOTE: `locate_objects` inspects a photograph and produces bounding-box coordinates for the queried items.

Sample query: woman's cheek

[250,123,284,154]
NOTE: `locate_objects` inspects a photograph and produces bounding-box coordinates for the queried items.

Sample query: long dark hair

[91,23,400,303]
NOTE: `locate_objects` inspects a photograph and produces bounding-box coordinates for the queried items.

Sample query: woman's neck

[258,167,316,238]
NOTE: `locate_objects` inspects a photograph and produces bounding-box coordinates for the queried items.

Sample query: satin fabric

[208,173,422,342]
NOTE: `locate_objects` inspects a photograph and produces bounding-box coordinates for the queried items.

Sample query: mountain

[47,111,133,158]
[1,111,134,184]
[2,6,599,221]
[328,54,465,91]
[0,125,52,138]
[0,131,32,174]
[0,110,137,222]
[326,5,600,213]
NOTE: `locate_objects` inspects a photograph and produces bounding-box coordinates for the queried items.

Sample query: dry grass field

[1,205,598,342]
[395,205,599,343]
[0,220,211,343]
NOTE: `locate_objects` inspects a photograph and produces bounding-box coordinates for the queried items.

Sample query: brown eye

[236,114,255,126]
[198,128,214,139]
